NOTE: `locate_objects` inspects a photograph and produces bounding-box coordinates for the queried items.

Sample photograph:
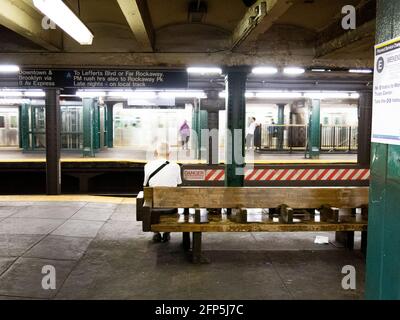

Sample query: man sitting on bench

[144,142,182,243]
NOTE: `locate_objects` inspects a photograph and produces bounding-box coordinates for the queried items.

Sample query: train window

[0,116,4,128]
[10,116,17,128]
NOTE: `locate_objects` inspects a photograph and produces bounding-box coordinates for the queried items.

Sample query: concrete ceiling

[0,0,376,68]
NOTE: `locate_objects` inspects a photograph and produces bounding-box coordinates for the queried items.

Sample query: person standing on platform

[179,120,190,150]
[246,117,257,150]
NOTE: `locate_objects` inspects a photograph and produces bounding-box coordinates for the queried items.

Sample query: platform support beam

[45,89,61,195]
[358,91,373,166]
[82,98,95,157]
[307,99,321,159]
[365,0,400,300]
[277,103,285,150]
[224,67,249,187]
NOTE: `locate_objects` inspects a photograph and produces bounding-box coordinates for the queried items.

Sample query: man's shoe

[152,233,162,243]
[162,232,171,242]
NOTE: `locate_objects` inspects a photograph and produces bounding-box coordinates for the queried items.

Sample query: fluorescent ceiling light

[0,90,22,97]
[348,69,372,74]
[0,99,29,105]
[33,0,94,45]
[252,67,278,75]
[158,90,206,99]
[187,67,222,75]
[304,92,360,100]
[76,91,105,98]
[255,92,303,99]
[107,91,156,99]
[218,91,254,98]
[311,68,326,72]
[23,91,45,97]
[283,67,305,75]
[0,65,20,73]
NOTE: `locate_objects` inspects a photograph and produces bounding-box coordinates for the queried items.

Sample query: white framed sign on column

[372,36,400,145]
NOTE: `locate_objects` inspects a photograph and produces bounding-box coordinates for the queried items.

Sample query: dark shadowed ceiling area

[0,0,376,68]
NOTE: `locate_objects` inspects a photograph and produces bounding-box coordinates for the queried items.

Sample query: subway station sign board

[372,36,400,145]
[16,69,188,89]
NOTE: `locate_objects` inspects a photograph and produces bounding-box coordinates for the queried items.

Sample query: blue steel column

[224,67,249,187]
[45,89,61,195]
[365,0,400,300]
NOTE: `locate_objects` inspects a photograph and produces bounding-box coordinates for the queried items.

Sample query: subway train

[0,95,359,156]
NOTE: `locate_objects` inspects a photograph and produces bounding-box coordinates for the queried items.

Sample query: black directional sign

[15,69,188,89]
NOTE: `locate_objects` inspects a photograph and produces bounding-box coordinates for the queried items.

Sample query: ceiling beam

[117,0,154,52]
[0,51,373,69]
[0,0,62,51]
[231,0,293,51]
[315,0,376,58]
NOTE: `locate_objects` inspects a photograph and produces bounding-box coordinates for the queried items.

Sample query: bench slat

[151,214,367,232]
[146,187,369,209]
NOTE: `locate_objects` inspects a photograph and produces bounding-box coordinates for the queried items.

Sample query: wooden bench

[137,187,369,263]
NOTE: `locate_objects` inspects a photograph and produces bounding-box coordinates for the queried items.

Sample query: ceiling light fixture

[348,69,373,74]
[186,67,222,75]
[33,0,94,45]
[283,67,305,75]
[158,90,206,99]
[0,65,20,73]
[251,67,278,75]
[0,90,23,97]
[76,91,105,98]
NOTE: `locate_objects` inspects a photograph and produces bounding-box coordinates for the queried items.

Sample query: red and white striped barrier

[204,168,370,181]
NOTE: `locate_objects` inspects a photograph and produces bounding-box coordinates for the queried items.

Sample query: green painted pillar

[277,103,285,150]
[106,103,113,148]
[82,98,94,157]
[308,99,321,159]
[365,0,400,300]
[92,101,100,151]
[20,104,30,151]
[224,67,249,187]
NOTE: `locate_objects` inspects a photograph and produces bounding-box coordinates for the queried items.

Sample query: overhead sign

[16,69,188,89]
[372,36,400,145]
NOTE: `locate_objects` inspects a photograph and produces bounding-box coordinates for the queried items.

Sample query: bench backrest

[144,187,369,209]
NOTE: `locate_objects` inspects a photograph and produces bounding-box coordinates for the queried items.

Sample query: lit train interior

[0,88,360,163]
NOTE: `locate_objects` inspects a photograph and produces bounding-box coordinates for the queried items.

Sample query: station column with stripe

[365,0,400,300]
[224,67,249,187]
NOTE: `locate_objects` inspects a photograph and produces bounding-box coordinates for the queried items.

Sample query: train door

[61,106,83,150]
[30,106,46,150]
[0,107,19,148]
[99,105,105,149]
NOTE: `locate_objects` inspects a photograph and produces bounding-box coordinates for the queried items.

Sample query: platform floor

[0,148,357,164]
[0,196,365,300]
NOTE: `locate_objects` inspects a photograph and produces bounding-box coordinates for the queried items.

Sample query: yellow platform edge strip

[0,195,136,204]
